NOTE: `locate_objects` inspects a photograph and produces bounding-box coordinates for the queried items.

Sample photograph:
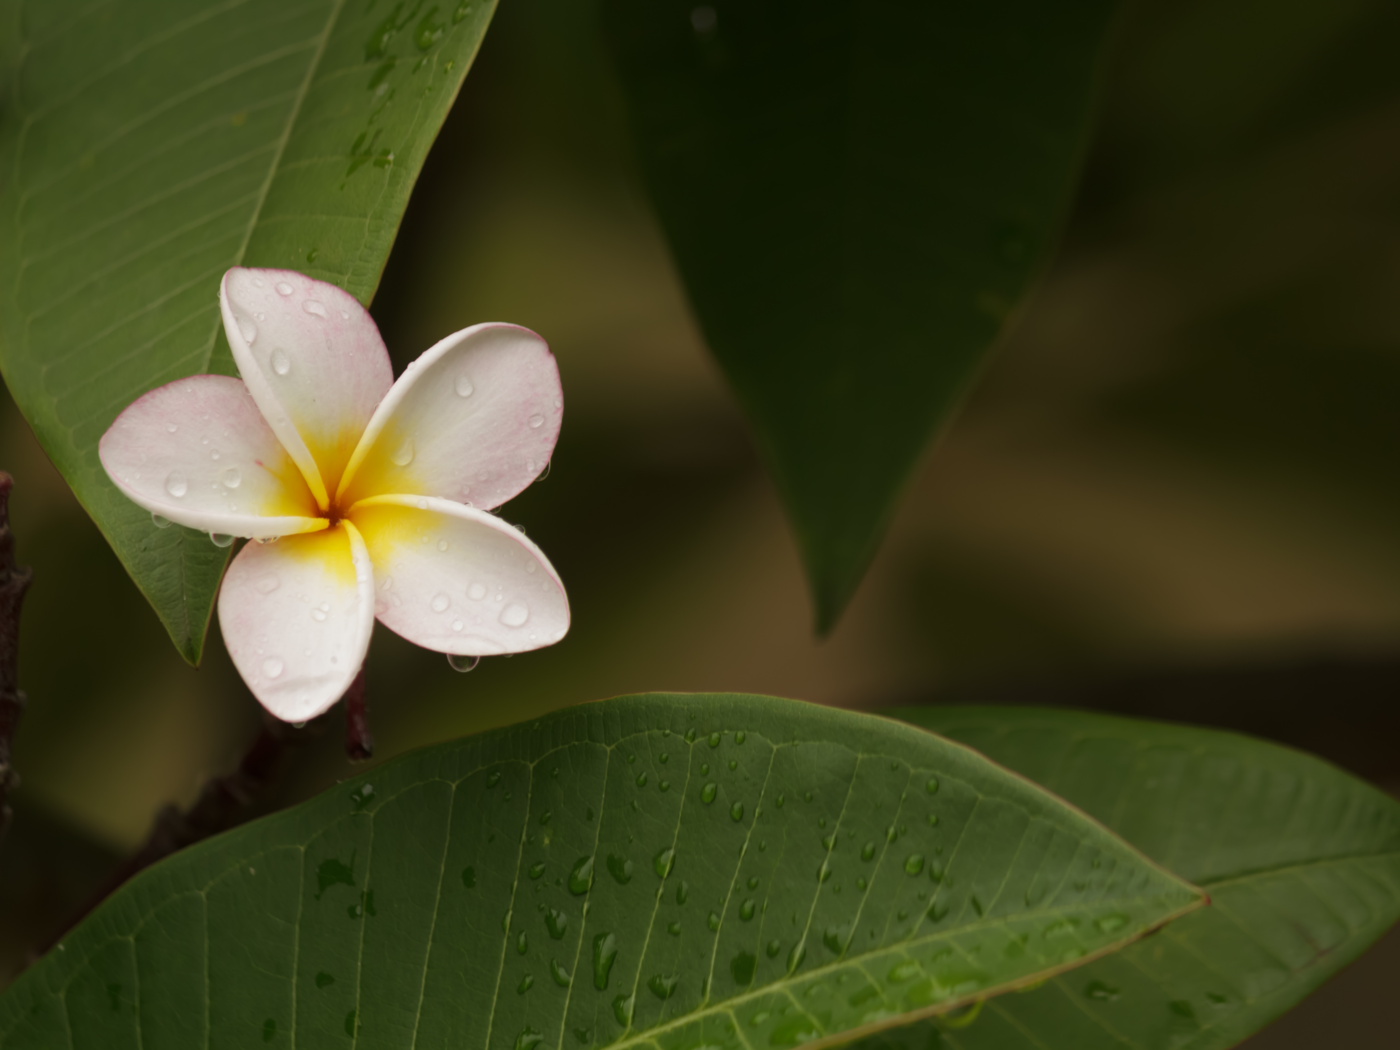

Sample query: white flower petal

[337,323,560,511]
[349,495,568,656]
[98,375,326,540]
[220,267,394,507]
[218,524,376,722]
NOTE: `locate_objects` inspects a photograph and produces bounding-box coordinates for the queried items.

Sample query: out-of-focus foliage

[602,0,1121,632]
[0,0,497,660]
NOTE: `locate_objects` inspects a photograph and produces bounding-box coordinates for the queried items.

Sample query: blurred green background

[2,0,1398,1043]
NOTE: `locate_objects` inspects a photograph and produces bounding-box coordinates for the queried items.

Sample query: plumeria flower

[99,268,568,722]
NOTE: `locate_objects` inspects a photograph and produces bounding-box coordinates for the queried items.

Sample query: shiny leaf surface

[0,0,496,660]
[0,694,1201,1048]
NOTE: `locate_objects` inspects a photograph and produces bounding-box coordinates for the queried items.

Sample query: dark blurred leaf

[872,706,1400,1050]
[0,0,496,661]
[0,694,1201,1048]
[601,0,1121,630]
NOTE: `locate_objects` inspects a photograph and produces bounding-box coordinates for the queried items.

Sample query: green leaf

[0,694,1200,1048]
[600,0,1121,631]
[876,706,1400,1050]
[0,0,496,661]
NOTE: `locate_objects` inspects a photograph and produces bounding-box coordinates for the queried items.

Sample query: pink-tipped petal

[349,495,568,656]
[220,268,394,506]
[337,324,561,510]
[218,524,376,722]
[98,375,326,539]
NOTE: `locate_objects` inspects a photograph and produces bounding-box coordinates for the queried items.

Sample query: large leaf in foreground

[601,0,1121,630]
[875,706,1400,1050]
[0,0,495,661]
[0,694,1200,1048]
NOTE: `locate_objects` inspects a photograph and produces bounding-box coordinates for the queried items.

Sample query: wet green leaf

[0,694,1201,1048]
[0,0,496,661]
[876,706,1400,1050]
[601,0,1121,630]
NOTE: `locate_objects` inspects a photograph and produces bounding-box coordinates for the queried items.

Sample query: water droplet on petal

[437,539,448,552]
[262,657,284,679]
[276,281,294,295]
[524,559,537,574]
[223,467,242,488]
[391,437,414,467]
[255,574,280,594]
[501,603,529,627]
[468,583,487,600]
[210,533,234,548]
[455,374,475,397]
[303,299,328,318]
[151,513,172,529]
[165,471,188,498]
[165,423,177,433]
[529,414,544,429]
[238,319,257,343]
[271,349,291,375]
[312,606,327,622]
[431,592,451,613]
[448,653,480,673]
[452,620,463,631]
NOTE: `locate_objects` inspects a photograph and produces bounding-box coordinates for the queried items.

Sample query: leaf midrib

[1194,846,1400,892]
[210,0,348,372]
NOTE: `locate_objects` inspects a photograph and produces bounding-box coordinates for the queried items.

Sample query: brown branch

[40,707,332,955]
[0,472,33,850]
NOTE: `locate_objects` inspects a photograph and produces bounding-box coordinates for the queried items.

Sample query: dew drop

[707,911,721,931]
[437,539,449,552]
[528,413,544,429]
[151,512,172,529]
[468,582,487,600]
[262,657,284,679]
[568,856,595,895]
[543,906,569,940]
[165,471,188,498]
[451,620,464,632]
[516,973,533,994]
[653,846,676,878]
[276,281,294,295]
[271,349,291,375]
[303,299,328,318]
[501,603,529,627]
[904,854,925,876]
[550,958,572,988]
[431,592,451,613]
[222,467,242,488]
[238,319,257,343]
[701,783,717,804]
[729,801,744,822]
[926,776,940,795]
[391,437,415,466]
[739,899,755,921]
[455,373,475,397]
[448,653,480,673]
[592,932,618,990]
[255,574,280,595]
[708,732,721,748]
[210,532,234,548]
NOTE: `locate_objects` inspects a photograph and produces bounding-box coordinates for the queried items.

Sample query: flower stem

[344,667,373,761]
[0,472,33,851]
